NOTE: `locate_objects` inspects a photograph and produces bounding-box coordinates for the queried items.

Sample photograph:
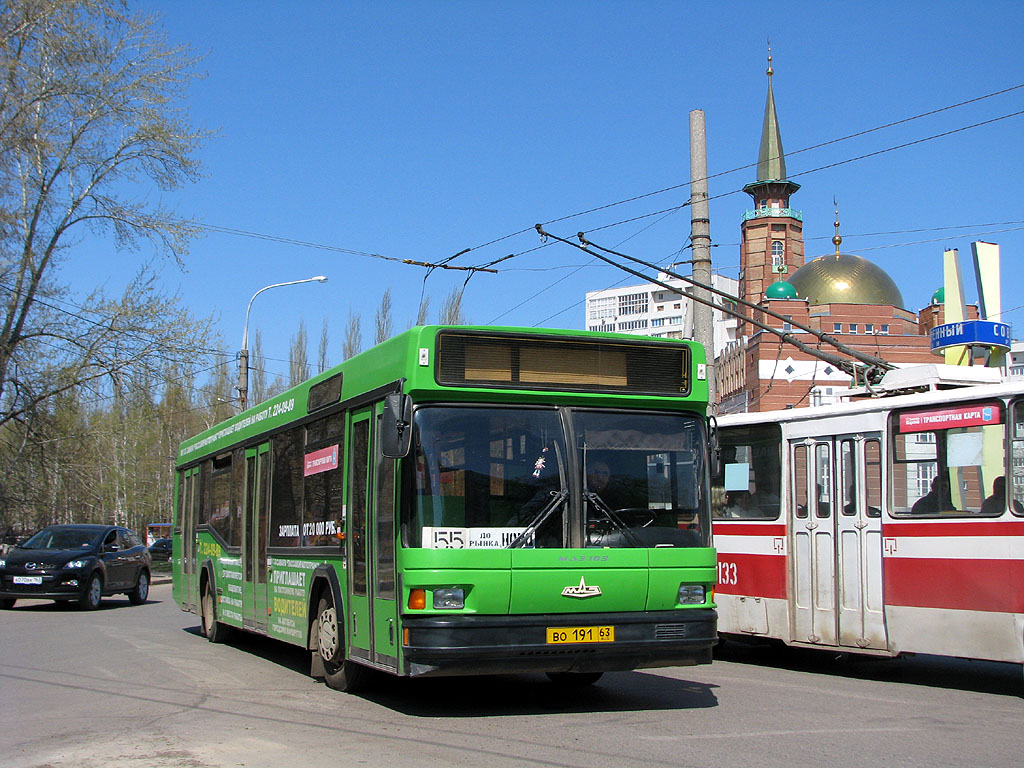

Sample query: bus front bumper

[401,609,717,677]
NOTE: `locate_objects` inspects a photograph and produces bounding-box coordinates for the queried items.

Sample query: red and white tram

[711,369,1024,664]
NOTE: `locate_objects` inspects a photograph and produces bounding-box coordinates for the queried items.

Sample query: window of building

[771,240,784,268]
[618,319,648,331]
[833,323,842,334]
[651,318,665,327]
[849,324,859,334]
[588,296,615,321]
[618,292,648,316]
[879,324,890,334]
[865,323,874,334]
[668,316,683,325]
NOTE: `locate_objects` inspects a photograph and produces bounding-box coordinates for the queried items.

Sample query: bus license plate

[546,626,614,644]
[13,576,42,585]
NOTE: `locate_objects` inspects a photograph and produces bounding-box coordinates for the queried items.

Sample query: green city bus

[173,326,718,690]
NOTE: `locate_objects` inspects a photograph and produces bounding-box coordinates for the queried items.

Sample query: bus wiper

[585,491,643,547]
[508,488,569,548]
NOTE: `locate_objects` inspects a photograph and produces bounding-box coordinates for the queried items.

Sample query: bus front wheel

[316,594,367,692]
[201,581,230,643]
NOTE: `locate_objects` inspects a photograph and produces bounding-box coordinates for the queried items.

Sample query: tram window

[793,444,808,519]
[891,402,1005,517]
[840,440,855,516]
[1010,402,1024,516]
[712,424,782,520]
[865,439,882,517]
[814,443,831,518]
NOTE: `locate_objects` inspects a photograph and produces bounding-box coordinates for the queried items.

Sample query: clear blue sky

[84,1,1024,385]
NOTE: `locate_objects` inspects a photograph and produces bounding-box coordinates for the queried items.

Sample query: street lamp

[237,275,328,409]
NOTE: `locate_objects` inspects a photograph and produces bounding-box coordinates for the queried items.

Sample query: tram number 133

[717,561,738,586]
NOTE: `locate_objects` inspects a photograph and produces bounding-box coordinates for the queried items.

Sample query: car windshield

[21,528,102,550]
[405,406,709,549]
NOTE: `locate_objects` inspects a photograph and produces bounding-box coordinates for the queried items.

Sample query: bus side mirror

[381,393,412,458]
[707,416,721,478]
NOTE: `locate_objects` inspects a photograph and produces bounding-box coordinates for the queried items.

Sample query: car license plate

[13,576,42,585]
[546,625,614,644]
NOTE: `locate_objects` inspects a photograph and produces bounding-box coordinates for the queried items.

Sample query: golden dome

[787,253,905,308]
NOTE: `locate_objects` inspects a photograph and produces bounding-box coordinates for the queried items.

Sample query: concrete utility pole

[689,109,715,406]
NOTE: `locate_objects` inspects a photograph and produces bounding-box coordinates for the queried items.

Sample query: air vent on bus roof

[436,331,690,396]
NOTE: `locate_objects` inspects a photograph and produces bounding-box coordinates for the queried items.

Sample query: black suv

[0,524,151,610]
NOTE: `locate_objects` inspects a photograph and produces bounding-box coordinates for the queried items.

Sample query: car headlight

[0,558,5,568]
[64,559,88,569]
[677,584,707,605]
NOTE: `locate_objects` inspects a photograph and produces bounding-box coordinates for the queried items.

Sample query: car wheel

[128,570,149,605]
[78,573,102,610]
[201,581,230,643]
[316,594,367,692]
[546,672,603,687]
[0,598,16,609]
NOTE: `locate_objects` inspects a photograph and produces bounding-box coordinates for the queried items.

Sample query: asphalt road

[0,582,1021,768]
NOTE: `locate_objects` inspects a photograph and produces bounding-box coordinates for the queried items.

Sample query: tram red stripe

[882,520,1024,537]
[711,523,787,536]
[884,557,1024,613]
[715,552,786,600]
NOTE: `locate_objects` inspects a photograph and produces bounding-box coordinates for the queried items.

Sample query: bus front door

[346,407,399,672]
[791,433,886,650]
[243,443,270,633]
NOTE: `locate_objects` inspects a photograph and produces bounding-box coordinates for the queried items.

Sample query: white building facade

[584,270,740,358]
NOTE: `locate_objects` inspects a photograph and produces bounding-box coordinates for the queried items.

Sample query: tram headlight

[677,584,706,605]
[432,588,465,610]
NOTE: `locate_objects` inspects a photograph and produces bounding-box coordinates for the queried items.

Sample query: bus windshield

[406,406,708,549]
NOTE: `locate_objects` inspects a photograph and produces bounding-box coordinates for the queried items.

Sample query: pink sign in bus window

[304,445,339,476]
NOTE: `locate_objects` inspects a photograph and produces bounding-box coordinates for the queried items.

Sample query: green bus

[173,326,718,690]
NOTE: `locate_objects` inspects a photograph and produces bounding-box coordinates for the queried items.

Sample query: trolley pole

[689,109,715,407]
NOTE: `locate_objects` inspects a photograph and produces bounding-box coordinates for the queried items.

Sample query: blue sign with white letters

[929,320,1011,351]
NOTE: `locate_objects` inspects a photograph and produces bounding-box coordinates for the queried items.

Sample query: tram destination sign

[929,320,1010,352]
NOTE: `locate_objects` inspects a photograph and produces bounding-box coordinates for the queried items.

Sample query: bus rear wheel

[201,581,230,643]
[316,594,367,692]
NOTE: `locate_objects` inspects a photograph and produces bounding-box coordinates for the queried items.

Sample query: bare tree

[438,285,466,325]
[0,0,211,427]
[374,288,393,345]
[415,294,430,326]
[289,319,309,387]
[343,309,362,360]
[249,329,267,405]
[317,318,330,373]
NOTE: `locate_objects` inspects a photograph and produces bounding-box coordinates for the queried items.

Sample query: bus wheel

[546,672,603,687]
[316,594,367,692]
[201,581,230,643]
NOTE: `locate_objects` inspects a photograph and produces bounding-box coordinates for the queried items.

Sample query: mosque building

[584,56,968,413]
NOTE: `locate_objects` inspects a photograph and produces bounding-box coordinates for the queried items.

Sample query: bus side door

[243,443,271,632]
[177,467,200,612]
[346,406,400,672]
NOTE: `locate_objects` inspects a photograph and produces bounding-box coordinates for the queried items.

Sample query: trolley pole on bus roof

[689,109,715,407]
[237,275,328,410]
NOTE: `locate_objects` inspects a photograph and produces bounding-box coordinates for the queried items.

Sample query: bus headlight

[677,584,706,605]
[433,588,465,610]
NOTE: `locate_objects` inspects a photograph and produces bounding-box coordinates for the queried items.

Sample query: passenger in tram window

[981,476,1024,515]
[910,476,955,515]
[723,490,759,518]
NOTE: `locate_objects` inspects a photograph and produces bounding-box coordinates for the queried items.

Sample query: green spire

[757,53,787,182]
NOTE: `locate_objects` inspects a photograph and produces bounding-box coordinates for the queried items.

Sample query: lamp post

[237,276,328,409]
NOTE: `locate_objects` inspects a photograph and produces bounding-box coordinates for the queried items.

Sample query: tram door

[347,406,399,672]
[243,443,270,632]
[790,433,886,650]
